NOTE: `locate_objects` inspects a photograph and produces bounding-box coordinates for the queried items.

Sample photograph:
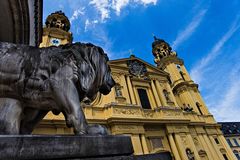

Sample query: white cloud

[187,14,240,122]
[172,8,208,50]
[89,0,158,21]
[69,8,85,23]
[210,64,240,121]
[84,19,99,32]
[112,0,130,16]
[84,19,90,32]
[89,0,110,21]
[135,0,157,5]
[190,15,240,84]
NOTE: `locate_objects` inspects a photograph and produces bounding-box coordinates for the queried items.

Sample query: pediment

[109,56,169,78]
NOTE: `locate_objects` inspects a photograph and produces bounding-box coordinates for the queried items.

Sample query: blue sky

[43,0,240,122]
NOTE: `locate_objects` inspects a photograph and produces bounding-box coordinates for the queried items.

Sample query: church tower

[39,11,72,47]
[152,36,209,115]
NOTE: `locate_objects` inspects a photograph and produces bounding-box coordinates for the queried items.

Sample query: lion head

[63,42,115,100]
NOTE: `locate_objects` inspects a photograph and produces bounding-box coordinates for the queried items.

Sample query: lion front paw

[86,124,109,136]
[74,129,87,135]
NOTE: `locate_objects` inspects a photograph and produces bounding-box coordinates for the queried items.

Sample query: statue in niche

[0,42,115,135]
[186,148,195,160]
[183,104,193,112]
[163,89,171,102]
[115,84,123,97]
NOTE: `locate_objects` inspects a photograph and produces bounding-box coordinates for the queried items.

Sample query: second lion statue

[0,42,115,135]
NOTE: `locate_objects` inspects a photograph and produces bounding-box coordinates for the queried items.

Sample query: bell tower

[39,11,72,47]
[152,36,209,115]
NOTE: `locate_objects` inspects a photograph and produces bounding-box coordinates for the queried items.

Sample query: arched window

[196,102,203,115]
[176,64,185,81]
[176,64,181,71]
[180,71,185,81]
[167,77,172,84]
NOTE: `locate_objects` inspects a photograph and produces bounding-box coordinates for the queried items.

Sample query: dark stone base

[80,152,172,160]
[0,135,172,160]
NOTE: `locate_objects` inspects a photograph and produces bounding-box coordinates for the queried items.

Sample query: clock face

[50,38,61,46]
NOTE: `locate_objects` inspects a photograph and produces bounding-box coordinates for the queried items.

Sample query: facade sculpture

[0,42,115,135]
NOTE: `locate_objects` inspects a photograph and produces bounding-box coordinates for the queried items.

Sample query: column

[198,134,214,160]
[174,134,188,159]
[209,136,225,160]
[203,134,223,160]
[165,64,179,82]
[186,134,201,160]
[148,88,157,109]
[121,75,131,103]
[219,135,237,160]
[195,92,210,114]
[181,65,191,81]
[126,76,136,104]
[131,134,144,155]
[151,80,161,107]
[140,134,149,154]
[166,82,178,106]
[168,134,181,160]
[133,87,141,105]
[155,80,167,106]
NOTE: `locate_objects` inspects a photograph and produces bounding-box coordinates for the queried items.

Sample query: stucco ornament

[128,60,147,78]
[0,42,115,135]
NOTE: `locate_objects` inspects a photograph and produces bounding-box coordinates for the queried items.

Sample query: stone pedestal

[0,135,172,160]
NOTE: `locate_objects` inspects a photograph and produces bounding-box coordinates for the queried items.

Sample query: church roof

[219,122,240,136]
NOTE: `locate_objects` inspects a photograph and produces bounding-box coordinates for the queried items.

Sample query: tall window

[233,138,239,146]
[233,150,240,160]
[227,139,233,147]
[214,138,220,144]
[196,102,203,115]
[176,64,185,81]
[179,71,185,80]
[137,88,151,109]
[167,77,172,84]
[222,154,229,160]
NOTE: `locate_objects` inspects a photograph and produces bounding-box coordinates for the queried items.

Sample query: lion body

[0,42,115,135]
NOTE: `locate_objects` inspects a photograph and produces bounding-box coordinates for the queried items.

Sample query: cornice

[172,81,199,95]
[157,56,184,69]
[42,27,72,40]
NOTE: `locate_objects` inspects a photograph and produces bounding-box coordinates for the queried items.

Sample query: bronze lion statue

[0,42,115,135]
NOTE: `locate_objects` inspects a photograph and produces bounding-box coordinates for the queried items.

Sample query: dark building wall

[0,0,42,46]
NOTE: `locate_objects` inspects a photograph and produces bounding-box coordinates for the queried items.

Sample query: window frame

[137,87,152,110]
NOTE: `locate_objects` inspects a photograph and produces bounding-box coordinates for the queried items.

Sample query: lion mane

[0,42,115,134]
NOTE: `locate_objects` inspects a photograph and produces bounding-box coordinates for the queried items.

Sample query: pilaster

[126,76,136,104]
[155,80,167,106]
[174,134,189,159]
[218,135,237,160]
[151,80,162,107]
[168,133,181,160]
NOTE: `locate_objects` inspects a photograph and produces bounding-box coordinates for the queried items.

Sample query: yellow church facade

[35,11,237,160]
